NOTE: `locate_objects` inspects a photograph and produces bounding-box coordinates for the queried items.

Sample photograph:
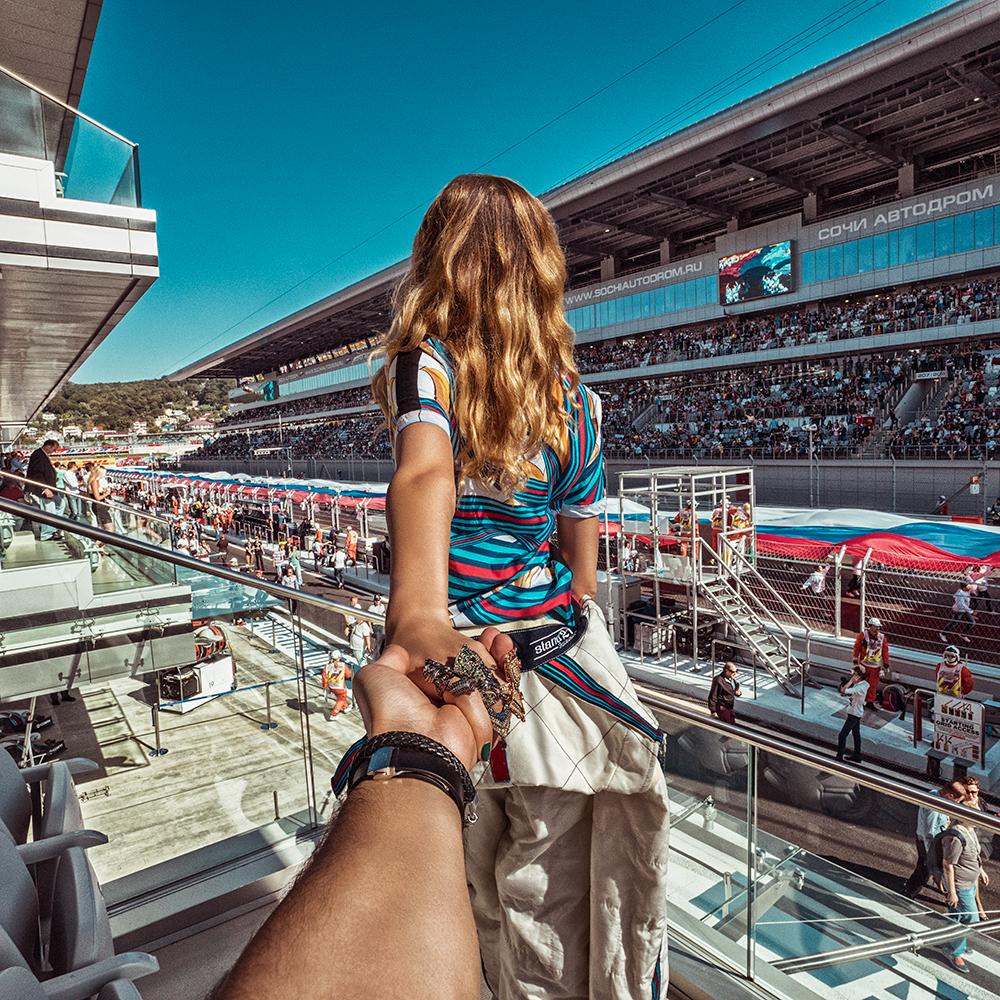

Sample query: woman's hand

[387,615,499,698]
[352,643,490,769]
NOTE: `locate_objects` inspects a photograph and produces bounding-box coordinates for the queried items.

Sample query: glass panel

[857,236,873,273]
[899,225,917,264]
[872,232,889,269]
[935,217,954,257]
[801,250,815,285]
[654,287,665,315]
[0,67,139,206]
[684,279,697,310]
[954,211,974,253]
[974,207,993,248]
[814,247,829,282]
[843,240,858,276]
[916,221,935,260]
[827,243,843,279]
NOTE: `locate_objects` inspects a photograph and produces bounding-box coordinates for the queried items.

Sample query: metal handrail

[638,683,1000,835]
[0,62,138,148]
[719,533,812,637]
[4,493,997,833]
[2,469,173,528]
[698,537,798,650]
[0,495,386,627]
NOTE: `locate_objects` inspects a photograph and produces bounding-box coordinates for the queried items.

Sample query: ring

[423,645,521,740]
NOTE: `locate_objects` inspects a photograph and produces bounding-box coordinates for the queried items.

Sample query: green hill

[41,378,235,433]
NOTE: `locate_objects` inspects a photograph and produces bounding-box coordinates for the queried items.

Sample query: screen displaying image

[262,380,279,401]
[718,241,793,305]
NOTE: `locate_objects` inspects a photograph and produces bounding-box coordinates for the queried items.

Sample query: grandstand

[172,1,1000,513]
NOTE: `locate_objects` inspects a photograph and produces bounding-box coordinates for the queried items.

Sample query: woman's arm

[384,424,496,675]
[556,514,599,600]
[385,424,455,638]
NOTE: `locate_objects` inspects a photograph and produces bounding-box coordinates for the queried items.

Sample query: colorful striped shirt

[386,338,605,626]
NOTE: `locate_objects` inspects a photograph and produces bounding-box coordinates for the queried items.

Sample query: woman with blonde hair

[338,173,669,998]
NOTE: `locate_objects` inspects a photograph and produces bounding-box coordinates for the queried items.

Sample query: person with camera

[836,662,869,762]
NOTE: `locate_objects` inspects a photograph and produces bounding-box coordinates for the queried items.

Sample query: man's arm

[944,860,959,907]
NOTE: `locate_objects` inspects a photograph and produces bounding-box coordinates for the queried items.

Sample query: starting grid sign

[933,695,985,764]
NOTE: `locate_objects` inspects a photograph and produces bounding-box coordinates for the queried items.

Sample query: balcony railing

[0,63,141,207]
[1,495,999,998]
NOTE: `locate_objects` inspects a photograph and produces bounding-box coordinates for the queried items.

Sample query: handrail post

[834,545,846,639]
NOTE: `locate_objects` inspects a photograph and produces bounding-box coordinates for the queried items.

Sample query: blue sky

[76,0,951,382]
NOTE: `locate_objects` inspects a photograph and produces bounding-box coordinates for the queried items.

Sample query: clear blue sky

[75,0,951,382]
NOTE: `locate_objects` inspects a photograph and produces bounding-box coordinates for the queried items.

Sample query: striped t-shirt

[386,338,605,627]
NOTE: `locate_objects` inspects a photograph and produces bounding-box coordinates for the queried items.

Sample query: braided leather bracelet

[346,731,478,826]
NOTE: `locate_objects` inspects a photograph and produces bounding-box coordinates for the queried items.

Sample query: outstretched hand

[352,627,518,770]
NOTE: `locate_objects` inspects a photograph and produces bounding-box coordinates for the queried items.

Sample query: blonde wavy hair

[372,173,579,494]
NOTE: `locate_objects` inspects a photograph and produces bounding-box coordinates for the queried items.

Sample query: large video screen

[718,241,793,305]
[262,380,279,401]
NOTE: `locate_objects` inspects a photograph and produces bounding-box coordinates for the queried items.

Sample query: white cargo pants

[465,600,669,1000]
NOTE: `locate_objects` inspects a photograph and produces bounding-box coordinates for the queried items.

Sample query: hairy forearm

[556,515,599,599]
[217,780,479,1000]
[386,467,454,636]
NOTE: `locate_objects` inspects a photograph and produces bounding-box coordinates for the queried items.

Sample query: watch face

[368,746,395,774]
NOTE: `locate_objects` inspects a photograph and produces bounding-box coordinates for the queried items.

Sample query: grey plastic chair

[48,847,115,975]
[0,955,156,1000]
[0,825,107,974]
[0,753,98,845]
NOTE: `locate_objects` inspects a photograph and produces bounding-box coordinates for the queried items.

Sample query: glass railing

[0,472,275,616]
[0,494,383,888]
[643,687,1000,999]
[0,64,140,207]
[3,494,998,999]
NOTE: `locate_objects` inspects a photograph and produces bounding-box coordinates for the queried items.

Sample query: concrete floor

[7,622,365,883]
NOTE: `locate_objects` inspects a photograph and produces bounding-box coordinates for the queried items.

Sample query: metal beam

[563,237,616,260]
[725,160,812,196]
[810,120,913,168]
[640,190,731,221]
[946,64,1000,110]
[576,215,666,241]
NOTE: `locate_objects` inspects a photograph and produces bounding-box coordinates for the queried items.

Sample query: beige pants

[465,600,669,1000]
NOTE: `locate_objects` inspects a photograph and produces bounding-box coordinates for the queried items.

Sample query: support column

[898,162,917,198]
[802,192,820,223]
[727,217,740,235]
[600,255,617,281]
[658,238,672,265]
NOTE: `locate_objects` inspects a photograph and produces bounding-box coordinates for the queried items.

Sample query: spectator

[835,663,869,762]
[279,564,300,590]
[903,780,965,898]
[321,649,351,720]
[25,439,62,541]
[61,462,81,520]
[332,546,347,588]
[940,797,989,974]
[800,563,830,595]
[708,661,742,723]
[367,593,386,651]
[348,614,372,668]
[941,583,977,642]
[936,495,950,515]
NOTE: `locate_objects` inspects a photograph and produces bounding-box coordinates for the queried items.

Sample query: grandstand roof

[171,0,1000,382]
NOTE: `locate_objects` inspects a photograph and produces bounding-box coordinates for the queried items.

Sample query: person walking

[62,462,81,520]
[941,804,988,974]
[836,663,869,762]
[321,649,352,720]
[362,174,668,998]
[708,661,742,723]
[904,780,963,898]
[332,546,347,588]
[852,617,890,711]
[366,593,387,652]
[25,439,62,541]
[941,583,977,642]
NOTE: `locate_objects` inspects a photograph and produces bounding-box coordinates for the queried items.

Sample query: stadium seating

[0,960,154,1000]
[219,383,375,427]
[575,275,1000,374]
[0,752,98,845]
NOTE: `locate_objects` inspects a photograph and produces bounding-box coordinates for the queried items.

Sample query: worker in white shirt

[332,546,348,588]
[800,563,830,595]
[941,583,977,642]
[836,663,869,763]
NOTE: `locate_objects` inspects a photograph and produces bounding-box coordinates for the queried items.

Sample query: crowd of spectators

[890,348,1000,459]
[575,276,1000,374]
[600,354,911,460]
[195,413,390,463]
[218,386,375,428]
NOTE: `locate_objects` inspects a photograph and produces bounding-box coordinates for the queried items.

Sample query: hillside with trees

[42,378,235,433]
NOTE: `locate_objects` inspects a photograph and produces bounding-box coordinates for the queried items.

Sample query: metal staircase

[696,536,810,696]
